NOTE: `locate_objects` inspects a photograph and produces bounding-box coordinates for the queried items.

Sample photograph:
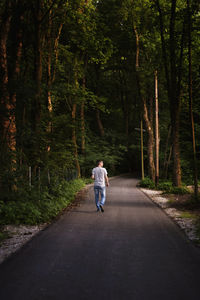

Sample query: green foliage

[0,231,11,245]
[139,177,190,194]
[157,181,190,194]
[0,179,86,225]
[195,218,200,242]
[166,186,191,195]
[139,177,155,189]
[1,0,200,226]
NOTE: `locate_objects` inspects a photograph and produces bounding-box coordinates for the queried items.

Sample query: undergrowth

[0,231,11,245]
[196,218,200,242]
[139,177,190,194]
[0,178,87,226]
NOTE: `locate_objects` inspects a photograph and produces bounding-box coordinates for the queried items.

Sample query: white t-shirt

[92,167,107,187]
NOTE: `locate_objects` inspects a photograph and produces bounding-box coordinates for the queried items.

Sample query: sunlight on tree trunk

[143,98,155,182]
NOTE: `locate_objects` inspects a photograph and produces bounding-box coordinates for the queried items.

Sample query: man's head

[97,160,103,167]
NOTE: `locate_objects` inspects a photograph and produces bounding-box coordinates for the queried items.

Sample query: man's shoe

[100,205,104,212]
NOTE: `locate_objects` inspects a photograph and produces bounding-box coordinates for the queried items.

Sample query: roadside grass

[0,178,88,226]
[180,211,197,219]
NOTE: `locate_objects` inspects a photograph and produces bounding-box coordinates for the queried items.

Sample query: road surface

[0,176,200,300]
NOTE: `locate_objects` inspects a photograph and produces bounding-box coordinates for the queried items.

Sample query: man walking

[91,160,109,212]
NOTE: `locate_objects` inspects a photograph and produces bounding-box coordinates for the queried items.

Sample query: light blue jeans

[94,186,106,208]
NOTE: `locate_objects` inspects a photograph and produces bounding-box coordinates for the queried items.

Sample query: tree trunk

[34,0,42,127]
[81,77,86,154]
[134,25,139,69]
[165,145,173,179]
[171,117,181,186]
[47,10,53,152]
[156,0,170,93]
[143,98,155,182]
[187,0,198,198]
[52,22,64,82]
[12,8,24,162]
[47,14,64,152]
[133,25,145,179]
[96,109,105,137]
[163,125,171,177]
[94,65,105,138]
[141,119,144,180]
[155,70,159,186]
[72,103,81,178]
[0,1,13,151]
[169,0,182,186]
[157,0,182,186]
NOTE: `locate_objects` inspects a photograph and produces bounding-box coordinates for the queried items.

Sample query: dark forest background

[0,0,200,223]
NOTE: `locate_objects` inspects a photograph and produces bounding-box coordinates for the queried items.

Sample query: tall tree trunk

[71,59,81,178]
[95,65,105,137]
[52,22,63,82]
[81,76,86,154]
[133,25,145,179]
[156,0,170,93]
[169,0,182,186]
[96,109,105,137]
[163,125,171,178]
[47,9,53,152]
[143,97,155,182]
[72,103,81,178]
[12,7,24,163]
[0,1,13,151]
[47,15,64,152]
[157,0,183,186]
[155,70,159,186]
[165,145,173,179]
[187,0,198,198]
[119,71,129,138]
[141,119,144,180]
[34,0,42,128]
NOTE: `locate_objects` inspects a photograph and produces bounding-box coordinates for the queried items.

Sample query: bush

[0,231,11,245]
[169,186,190,194]
[139,178,190,195]
[158,181,190,194]
[0,178,86,225]
[157,181,172,192]
[139,177,155,189]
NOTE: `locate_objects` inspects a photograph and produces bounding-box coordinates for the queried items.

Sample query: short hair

[96,160,103,166]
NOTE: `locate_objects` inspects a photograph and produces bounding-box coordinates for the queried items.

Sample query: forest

[0,0,200,224]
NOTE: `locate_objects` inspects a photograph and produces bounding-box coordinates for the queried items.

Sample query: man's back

[92,167,107,187]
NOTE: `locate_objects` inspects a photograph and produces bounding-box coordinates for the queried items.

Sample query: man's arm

[105,174,109,186]
[91,168,95,180]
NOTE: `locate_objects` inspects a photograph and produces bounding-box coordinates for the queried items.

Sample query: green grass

[180,211,197,219]
[0,178,87,226]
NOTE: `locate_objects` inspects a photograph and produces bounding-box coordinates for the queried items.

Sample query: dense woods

[0,0,200,222]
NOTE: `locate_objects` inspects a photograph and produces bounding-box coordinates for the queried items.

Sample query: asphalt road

[0,175,200,300]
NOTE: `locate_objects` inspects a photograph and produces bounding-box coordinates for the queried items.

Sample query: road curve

[0,175,200,300]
